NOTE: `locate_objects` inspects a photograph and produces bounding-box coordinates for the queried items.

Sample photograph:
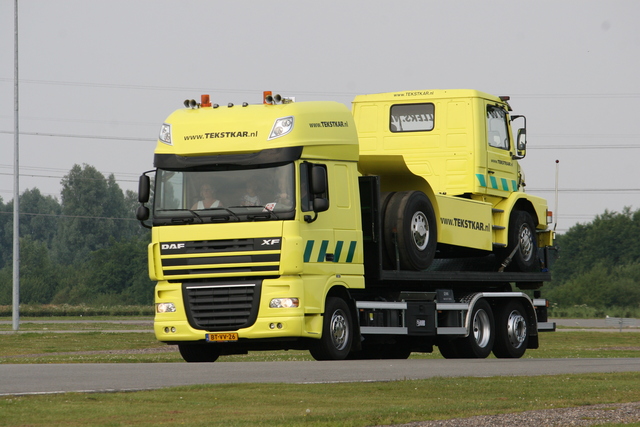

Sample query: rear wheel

[438,299,494,359]
[178,344,220,363]
[383,191,437,270]
[493,300,529,358]
[309,297,354,361]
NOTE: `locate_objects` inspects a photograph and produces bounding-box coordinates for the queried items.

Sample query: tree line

[547,207,640,311]
[1,163,638,311]
[0,164,152,306]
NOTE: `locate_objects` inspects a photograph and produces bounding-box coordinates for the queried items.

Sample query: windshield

[153,163,295,225]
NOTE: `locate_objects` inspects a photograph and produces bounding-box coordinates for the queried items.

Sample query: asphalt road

[2,358,640,396]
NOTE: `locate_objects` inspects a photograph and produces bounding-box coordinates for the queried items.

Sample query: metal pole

[12,0,20,331]
[554,160,559,232]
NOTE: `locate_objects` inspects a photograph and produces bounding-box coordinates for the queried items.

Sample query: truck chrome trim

[360,326,408,335]
[537,322,556,331]
[356,301,407,310]
[436,327,467,335]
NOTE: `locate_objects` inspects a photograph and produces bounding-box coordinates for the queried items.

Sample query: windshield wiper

[226,205,279,221]
[156,209,204,224]
[201,207,240,222]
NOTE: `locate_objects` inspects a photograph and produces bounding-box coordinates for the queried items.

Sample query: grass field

[1,318,639,426]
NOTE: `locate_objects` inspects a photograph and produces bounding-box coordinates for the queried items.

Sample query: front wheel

[178,344,220,363]
[503,210,538,272]
[493,300,529,358]
[309,297,354,361]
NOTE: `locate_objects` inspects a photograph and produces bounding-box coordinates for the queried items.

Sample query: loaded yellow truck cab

[137,90,555,363]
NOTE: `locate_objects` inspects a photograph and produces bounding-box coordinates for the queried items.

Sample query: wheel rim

[472,309,491,349]
[518,223,534,262]
[410,211,429,250]
[329,309,349,351]
[506,310,527,348]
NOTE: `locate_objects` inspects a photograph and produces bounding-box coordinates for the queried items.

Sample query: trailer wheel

[178,344,220,363]
[309,297,353,361]
[384,191,437,270]
[503,210,538,272]
[493,300,529,358]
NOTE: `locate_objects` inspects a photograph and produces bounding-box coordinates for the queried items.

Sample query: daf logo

[261,239,281,246]
[162,243,186,250]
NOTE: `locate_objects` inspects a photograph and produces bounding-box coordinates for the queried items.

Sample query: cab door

[485,104,519,197]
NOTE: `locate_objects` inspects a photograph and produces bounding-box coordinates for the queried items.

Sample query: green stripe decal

[477,173,517,192]
[303,240,314,262]
[317,240,329,262]
[489,176,498,189]
[501,178,509,191]
[304,240,357,263]
[333,241,344,263]
[346,241,357,263]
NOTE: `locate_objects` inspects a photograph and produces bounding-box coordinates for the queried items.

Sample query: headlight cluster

[156,302,176,313]
[269,298,299,308]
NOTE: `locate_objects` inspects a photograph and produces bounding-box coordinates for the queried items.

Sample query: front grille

[183,282,261,331]
[160,238,281,278]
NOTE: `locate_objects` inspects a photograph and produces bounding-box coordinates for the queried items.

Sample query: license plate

[206,333,238,342]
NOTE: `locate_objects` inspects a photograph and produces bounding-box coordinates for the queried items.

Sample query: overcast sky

[1,1,638,233]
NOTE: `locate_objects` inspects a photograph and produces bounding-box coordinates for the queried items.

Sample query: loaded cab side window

[389,103,435,132]
[487,105,510,150]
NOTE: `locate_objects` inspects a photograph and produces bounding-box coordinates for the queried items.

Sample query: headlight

[269,298,299,308]
[156,302,176,313]
[159,123,172,145]
[268,116,294,140]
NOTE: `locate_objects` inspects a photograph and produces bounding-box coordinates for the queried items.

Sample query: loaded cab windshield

[153,163,295,225]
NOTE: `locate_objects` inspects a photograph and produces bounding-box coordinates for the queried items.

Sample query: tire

[458,299,495,358]
[383,191,437,270]
[493,300,529,358]
[437,299,494,359]
[503,210,538,272]
[178,344,220,363]
[438,340,462,359]
[309,297,354,361]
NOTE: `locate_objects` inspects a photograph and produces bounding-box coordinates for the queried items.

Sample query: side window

[390,103,434,132]
[157,171,183,210]
[487,105,510,150]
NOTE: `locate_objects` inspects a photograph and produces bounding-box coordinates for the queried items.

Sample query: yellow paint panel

[435,194,493,251]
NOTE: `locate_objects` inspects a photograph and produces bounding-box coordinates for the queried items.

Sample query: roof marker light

[263,91,273,104]
[201,94,212,108]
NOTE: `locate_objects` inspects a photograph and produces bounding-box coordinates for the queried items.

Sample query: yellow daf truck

[137,89,555,362]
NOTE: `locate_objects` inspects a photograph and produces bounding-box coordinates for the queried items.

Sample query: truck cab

[352,89,552,271]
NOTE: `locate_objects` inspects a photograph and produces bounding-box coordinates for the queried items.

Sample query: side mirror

[138,175,150,203]
[313,197,329,213]
[514,128,527,159]
[136,205,150,221]
[310,166,327,195]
